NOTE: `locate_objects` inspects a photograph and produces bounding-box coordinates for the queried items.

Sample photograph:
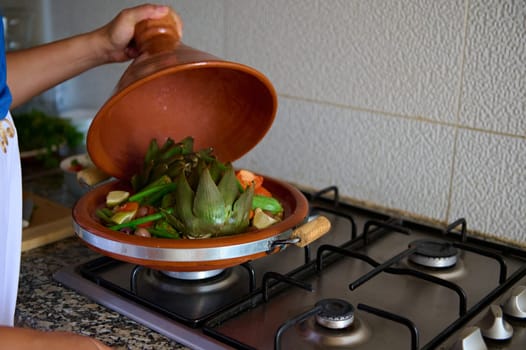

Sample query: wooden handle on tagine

[291,216,331,248]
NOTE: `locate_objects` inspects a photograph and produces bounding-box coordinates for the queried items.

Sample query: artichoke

[172,162,254,238]
[126,136,257,238]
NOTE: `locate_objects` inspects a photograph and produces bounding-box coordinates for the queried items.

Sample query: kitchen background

[2,0,524,245]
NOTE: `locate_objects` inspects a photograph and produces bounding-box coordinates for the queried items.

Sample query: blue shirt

[0,19,12,120]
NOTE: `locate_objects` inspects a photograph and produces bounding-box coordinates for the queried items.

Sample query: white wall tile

[235,98,455,220]
[225,0,465,124]
[459,0,526,136]
[450,131,526,243]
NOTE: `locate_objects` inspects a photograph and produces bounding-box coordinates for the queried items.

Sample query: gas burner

[142,268,237,295]
[315,299,355,329]
[161,269,225,280]
[408,239,459,269]
[299,299,371,347]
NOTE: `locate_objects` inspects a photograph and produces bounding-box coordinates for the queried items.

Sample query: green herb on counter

[13,109,83,168]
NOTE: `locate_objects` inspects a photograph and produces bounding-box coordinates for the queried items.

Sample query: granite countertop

[17,166,192,350]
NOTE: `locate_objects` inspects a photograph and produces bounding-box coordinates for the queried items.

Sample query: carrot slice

[236,169,263,189]
[255,186,272,197]
[116,201,139,213]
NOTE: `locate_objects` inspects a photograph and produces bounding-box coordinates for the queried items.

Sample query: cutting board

[22,193,74,252]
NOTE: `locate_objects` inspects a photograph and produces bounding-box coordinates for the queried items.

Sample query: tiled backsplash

[44,0,524,244]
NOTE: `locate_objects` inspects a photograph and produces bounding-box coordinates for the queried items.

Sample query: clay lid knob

[134,14,181,55]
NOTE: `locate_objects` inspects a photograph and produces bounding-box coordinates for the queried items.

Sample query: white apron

[0,112,22,326]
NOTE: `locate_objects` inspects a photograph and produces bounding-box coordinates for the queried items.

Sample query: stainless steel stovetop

[54,187,526,349]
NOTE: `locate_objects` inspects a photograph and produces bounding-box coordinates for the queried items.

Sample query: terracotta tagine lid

[87,12,277,179]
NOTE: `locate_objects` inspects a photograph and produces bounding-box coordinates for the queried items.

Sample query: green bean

[96,209,114,224]
[149,227,180,239]
[128,181,176,203]
[110,212,163,230]
[145,139,160,164]
[143,183,178,206]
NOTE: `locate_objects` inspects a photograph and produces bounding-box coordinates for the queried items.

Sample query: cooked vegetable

[255,185,273,197]
[68,159,84,172]
[172,165,254,238]
[106,190,130,207]
[130,137,195,191]
[252,195,283,214]
[109,211,165,230]
[136,205,156,228]
[128,181,177,204]
[115,201,139,213]
[252,208,279,229]
[96,208,114,224]
[236,169,263,189]
[134,227,151,237]
[111,210,137,225]
[110,201,141,225]
[97,137,283,238]
[150,219,180,238]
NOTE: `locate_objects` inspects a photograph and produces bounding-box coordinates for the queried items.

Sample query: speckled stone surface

[17,165,196,349]
[16,236,192,350]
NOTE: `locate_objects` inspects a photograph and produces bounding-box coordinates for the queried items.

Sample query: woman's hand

[0,326,112,350]
[93,4,183,63]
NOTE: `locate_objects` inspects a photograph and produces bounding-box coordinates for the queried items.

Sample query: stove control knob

[450,327,487,350]
[503,285,526,319]
[478,304,513,341]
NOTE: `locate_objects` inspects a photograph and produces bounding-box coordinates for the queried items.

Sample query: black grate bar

[386,267,467,316]
[349,247,417,290]
[274,305,323,350]
[363,219,411,245]
[316,244,377,272]
[311,205,357,240]
[311,185,339,207]
[303,245,311,265]
[262,271,313,302]
[452,242,508,283]
[241,261,257,292]
[358,303,419,350]
[446,218,467,242]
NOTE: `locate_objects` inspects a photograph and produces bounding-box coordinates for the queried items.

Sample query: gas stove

[54,186,526,349]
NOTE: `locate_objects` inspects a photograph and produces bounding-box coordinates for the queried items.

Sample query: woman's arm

[6,3,182,108]
[0,326,110,350]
